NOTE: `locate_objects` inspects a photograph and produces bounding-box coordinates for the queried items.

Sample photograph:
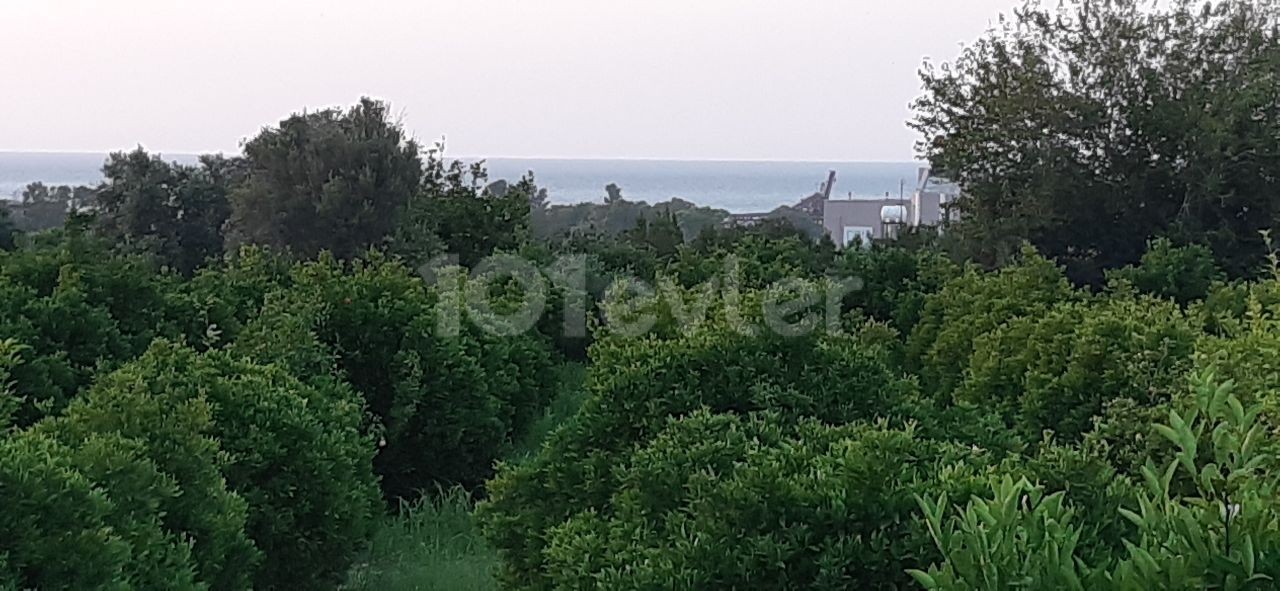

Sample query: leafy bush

[960,294,1196,443]
[1195,286,1280,426]
[830,245,959,334]
[0,238,218,425]
[478,325,916,589]
[46,341,381,589]
[1107,238,1222,305]
[541,411,993,590]
[912,374,1280,590]
[38,350,259,590]
[907,247,1077,399]
[245,254,557,500]
[93,342,377,589]
[0,430,202,590]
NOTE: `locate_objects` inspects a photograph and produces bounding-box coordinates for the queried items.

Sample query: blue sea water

[0,152,922,214]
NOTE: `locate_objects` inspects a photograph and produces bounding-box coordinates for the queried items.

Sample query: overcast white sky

[0,0,1019,161]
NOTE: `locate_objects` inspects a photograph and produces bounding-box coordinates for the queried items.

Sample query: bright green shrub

[907,247,1077,398]
[912,374,1280,590]
[1106,238,1223,305]
[1194,287,1280,426]
[478,325,916,589]
[0,431,202,590]
[39,353,259,590]
[180,245,295,347]
[541,410,993,590]
[59,341,381,590]
[959,295,1196,443]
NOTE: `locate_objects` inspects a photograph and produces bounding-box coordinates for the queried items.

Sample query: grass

[344,488,498,591]
[343,362,587,590]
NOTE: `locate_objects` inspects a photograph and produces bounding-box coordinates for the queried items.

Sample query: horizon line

[0,149,923,165]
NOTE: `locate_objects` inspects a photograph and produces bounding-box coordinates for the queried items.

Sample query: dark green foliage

[1107,238,1223,305]
[181,245,296,347]
[831,245,960,334]
[478,325,916,589]
[0,237,205,424]
[230,97,422,259]
[394,156,534,267]
[541,412,993,590]
[671,219,836,289]
[237,254,557,500]
[53,341,381,590]
[913,0,1280,281]
[0,205,15,251]
[95,149,239,275]
[7,182,93,232]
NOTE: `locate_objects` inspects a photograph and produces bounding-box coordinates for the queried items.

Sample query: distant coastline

[0,151,923,214]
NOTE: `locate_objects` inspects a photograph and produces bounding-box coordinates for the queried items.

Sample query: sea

[0,152,923,214]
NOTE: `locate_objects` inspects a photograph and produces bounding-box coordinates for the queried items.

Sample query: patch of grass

[343,488,497,591]
[512,362,587,459]
[343,362,588,590]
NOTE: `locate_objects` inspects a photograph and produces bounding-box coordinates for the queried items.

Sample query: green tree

[230,98,422,260]
[393,152,532,267]
[96,149,238,274]
[912,0,1280,281]
[0,205,15,250]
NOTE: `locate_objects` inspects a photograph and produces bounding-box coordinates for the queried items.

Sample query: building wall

[912,190,941,226]
[822,199,904,248]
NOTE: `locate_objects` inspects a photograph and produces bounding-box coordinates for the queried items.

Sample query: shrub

[232,254,558,500]
[275,255,506,498]
[911,374,1280,590]
[830,246,960,334]
[39,352,259,590]
[906,247,1076,399]
[60,341,381,590]
[1106,238,1222,306]
[959,295,1196,443]
[180,245,295,347]
[0,430,202,590]
[0,239,219,425]
[0,275,127,425]
[541,411,993,590]
[1194,286,1280,426]
[478,325,916,589]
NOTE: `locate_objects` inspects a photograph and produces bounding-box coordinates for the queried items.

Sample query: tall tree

[912,0,1280,281]
[393,151,532,267]
[95,149,238,274]
[229,98,422,260]
[0,205,16,251]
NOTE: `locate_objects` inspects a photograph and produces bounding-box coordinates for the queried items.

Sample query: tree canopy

[913,0,1280,281]
[229,97,422,260]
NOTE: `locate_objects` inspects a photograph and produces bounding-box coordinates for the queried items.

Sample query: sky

[0,0,1020,162]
